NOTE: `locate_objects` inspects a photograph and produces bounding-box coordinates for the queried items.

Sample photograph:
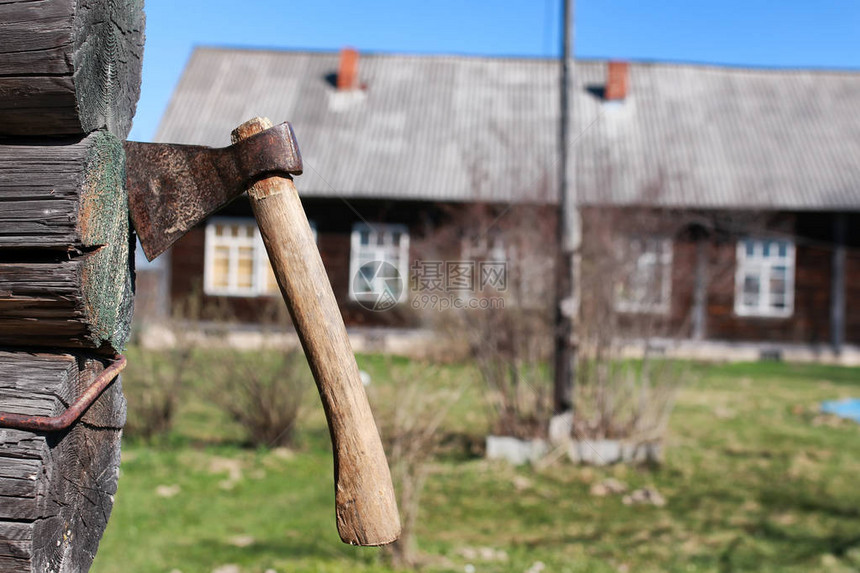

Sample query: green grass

[91,352,860,573]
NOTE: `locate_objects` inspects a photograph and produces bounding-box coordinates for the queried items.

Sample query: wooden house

[136,47,860,359]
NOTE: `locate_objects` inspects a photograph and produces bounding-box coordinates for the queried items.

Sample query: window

[615,236,673,313]
[462,233,507,263]
[349,223,410,303]
[457,232,510,300]
[735,238,795,317]
[204,218,316,297]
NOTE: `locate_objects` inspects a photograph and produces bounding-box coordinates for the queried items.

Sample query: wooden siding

[163,200,858,349]
[168,198,435,326]
[706,240,833,344]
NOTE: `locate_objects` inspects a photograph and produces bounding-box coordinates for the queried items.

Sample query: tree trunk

[0,351,125,573]
[0,131,132,354]
[0,0,145,138]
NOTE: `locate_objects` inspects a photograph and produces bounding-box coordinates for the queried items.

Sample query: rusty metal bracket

[124,121,303,261]
[0,355,127,432]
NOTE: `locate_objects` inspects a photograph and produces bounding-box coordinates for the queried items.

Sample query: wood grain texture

[0,131,132,354]
[0,0,145,137]
[232,117,400,547]
[0,351,125,573]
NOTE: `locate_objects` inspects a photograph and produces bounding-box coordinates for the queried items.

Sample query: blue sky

[129,0,860,141]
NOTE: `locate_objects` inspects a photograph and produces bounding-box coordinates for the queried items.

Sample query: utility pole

[553,0,580,414]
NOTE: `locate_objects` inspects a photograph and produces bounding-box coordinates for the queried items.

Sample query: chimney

[337,47,360,91]
[605,61,629,101]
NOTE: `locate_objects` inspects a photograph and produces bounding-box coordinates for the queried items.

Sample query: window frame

[614,235,674,314]
[203,217,316,298]
[461,233,507,264]
[348,223,410,304]
[734,238,795,318]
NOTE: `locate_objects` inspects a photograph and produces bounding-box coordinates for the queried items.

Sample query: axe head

[124,122,303,261]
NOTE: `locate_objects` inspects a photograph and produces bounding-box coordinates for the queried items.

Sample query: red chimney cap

[605,61,629,101]
[337,47,359,91]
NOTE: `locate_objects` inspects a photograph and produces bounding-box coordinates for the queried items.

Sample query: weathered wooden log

[0,0,146,137]
[0,351,125,573]
[0,131,132,353]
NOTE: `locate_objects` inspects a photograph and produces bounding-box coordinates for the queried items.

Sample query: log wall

[0,351,125,573]
[0,3,142,569]
[0,0,145,137]
[0,132,132,354]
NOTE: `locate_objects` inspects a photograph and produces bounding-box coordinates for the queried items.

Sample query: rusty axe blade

[124,122,303,261]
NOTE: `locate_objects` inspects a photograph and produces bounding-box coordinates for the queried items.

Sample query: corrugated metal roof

[156,47,860,210]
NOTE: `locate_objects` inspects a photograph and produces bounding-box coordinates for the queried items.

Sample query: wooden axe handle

[232,117,400,546]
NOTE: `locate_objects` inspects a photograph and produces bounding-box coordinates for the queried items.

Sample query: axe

[124,117,400,546]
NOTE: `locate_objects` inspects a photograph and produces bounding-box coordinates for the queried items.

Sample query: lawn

[91,352,860,573]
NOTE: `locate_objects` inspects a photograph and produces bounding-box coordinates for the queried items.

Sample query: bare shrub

[122,295,203,440]
[460,305,553,438]
[570,206,693,451]
[415,203,556,439]
[417,203,701,455]
[209,350,308,448]
[572,351,684,446]
[122,345,191,440]
[368,362,462,568]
